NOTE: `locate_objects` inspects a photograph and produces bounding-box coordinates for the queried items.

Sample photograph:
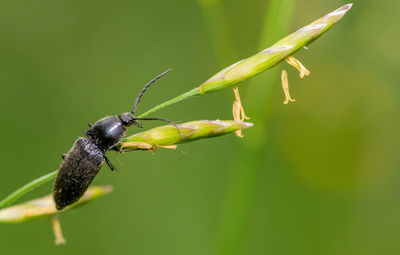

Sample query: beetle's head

[119,112,142,128]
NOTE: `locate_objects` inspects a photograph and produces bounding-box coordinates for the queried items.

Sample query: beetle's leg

[88,123,93,128]
[61,154,67,159]
[112,146,123,153]
[84,129,92,136]
[104,156,114,171]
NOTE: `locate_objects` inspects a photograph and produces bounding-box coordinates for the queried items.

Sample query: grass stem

[0,170,58,210]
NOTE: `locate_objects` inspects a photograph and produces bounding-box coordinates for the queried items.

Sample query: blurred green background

[0,0,399,254]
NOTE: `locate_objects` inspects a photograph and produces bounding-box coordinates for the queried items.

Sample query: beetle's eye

[122,119,130,125]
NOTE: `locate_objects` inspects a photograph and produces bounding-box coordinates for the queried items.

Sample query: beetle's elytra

[53,137,104,209]
[53,69,181,210]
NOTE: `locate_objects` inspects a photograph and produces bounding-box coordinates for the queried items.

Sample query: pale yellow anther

[120,142,177,154]
[232,87,250,138]
[285,56,310,78]
[51,215,66,245]
[156,145,178,150]
[281,70,295,104]
[120,142,153,151]
[151,145,177,155]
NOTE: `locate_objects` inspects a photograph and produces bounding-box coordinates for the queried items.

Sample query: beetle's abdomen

[53,137,104,210]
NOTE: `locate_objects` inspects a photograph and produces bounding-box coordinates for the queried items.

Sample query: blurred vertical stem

[198,0,236,66]
[215,1,295,255]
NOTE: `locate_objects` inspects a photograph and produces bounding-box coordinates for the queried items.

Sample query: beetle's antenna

[134,117,184,139]
[131,68,172,115]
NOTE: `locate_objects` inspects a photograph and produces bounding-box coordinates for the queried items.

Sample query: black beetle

[53,69,180,210]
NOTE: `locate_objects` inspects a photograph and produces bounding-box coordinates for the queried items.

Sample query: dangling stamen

[151,145,177,155]
[119,142,177,154]
[154,145,177,150]
[285,56,310,78]
[281,70,295,104]
[51,215,66,245]
[232,87,250,138]
[120,142,154,151]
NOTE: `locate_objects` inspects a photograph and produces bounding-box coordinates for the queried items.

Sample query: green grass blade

[0,170,58,210]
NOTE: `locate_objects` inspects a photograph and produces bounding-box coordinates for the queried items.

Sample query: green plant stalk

[138,88,200,118]
[216,1,295,254]
[0,170,58,210]
[139,3,353,118]
[0,120,252,209]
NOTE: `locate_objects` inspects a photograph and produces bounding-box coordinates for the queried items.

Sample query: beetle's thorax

[85,116,126,153]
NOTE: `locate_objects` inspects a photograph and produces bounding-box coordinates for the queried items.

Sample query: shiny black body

[54,115,131,210]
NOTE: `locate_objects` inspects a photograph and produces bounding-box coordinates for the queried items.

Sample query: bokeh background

[0,0,399,254]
